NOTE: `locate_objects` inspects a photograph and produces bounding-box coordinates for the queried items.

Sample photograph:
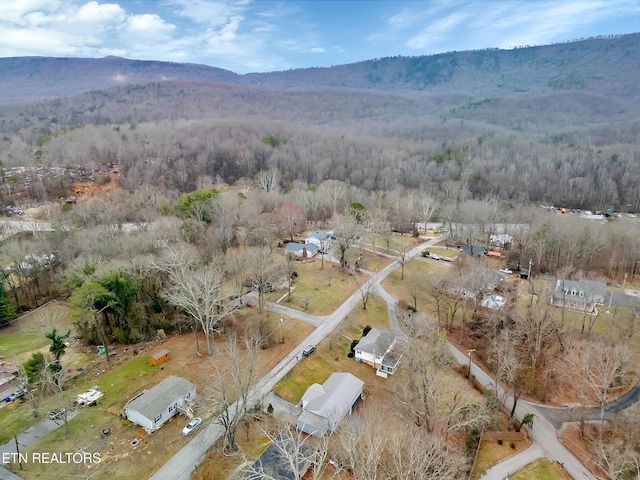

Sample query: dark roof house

[242,434,314,480]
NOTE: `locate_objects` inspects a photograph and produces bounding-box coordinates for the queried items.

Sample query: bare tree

[334,216,360,270]
[416,194,437,235]
[208,333,259,455]
[386,425,467,480]
[395,241,411,280]
[243,424,334,480]
[564,339,633,438]
[154,246,232,356]
[255,169,281,193]
[352,267,375,310]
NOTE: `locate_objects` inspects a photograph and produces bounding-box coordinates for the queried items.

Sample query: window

[154,414,162,423]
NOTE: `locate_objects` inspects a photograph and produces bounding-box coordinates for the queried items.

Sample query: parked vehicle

[500,268,514,275]
[48,408,66,420]
[181,417,202,436]
[302,345,316,357]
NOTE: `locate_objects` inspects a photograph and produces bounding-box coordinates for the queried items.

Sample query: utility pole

[467,349,476,386]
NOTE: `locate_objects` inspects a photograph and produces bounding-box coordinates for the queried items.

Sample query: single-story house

[148,348,170,366]
[354,328,401,377]
[242,434,314,480]
[440,268,505,300]
[461,245,488,257]
[125,376,196,433]
[305,231,331,254]
[284,242,319,258]
[297,372,363,437]
[550,279,606,313]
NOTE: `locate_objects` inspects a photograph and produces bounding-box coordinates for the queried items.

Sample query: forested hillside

[0,34,639,211]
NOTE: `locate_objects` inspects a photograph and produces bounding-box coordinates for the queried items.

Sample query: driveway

[0,408,80,456]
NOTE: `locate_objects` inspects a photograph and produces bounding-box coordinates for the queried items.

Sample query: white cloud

[125,13,176,37]
[76,1,125,24]
[0,0,59,24]
[165,0,247,26]
[407,11,471,49]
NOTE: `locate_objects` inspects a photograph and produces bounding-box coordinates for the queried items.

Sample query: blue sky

[1,0,638,74]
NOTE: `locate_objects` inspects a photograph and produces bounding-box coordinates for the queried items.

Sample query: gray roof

[301,372,363,419]
[284,243,319,253]
[126,376,195,420]
[149,348,170,360]
[551,279,606,303]
[306,231,329,241]
[243,434,313,480]
[355,328,396,355]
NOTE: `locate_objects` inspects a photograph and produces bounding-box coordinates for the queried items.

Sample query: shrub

[362,325,372,337]
[498,439,503,446]
[406,304,417,313]
[465,428,481,455]
[421,250,430,257]
[510,442,516,449]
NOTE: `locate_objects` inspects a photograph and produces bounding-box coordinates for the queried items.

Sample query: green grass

[0,332,48,359]
[272,261,360,315]
[510,458,573,480]
[274,296,389,403]
[472,439,531,479]
[0,402,38,444]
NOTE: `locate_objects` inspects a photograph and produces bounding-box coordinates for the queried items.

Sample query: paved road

[450,346,597,480]
[479,443,546,480]
[0,409,80,456]
[149,237,443,480]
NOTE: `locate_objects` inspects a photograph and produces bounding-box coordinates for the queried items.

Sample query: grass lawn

[0,332,48,360]
[472,439,531,479]
[273,261,361,315]
[274,296,389,403]
[510,458,573,480]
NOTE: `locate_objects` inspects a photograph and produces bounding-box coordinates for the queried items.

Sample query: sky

[0,0,638,74]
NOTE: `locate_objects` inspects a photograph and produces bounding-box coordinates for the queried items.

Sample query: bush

[498,439,503,446]
[350,339,359,353]
[406,305,417,313]
[465,428,481,455]
[510,442,516,449]
[362,325,372,337]
[421,250,430,257]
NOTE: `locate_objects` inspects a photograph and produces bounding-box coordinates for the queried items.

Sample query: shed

[149,348,170,366]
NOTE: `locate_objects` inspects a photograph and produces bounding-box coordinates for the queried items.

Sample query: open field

[267,260,363,315]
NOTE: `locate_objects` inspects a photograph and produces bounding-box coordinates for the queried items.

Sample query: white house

[284,242,319,258]
[297,372,363,437]
[354,328,401,377]
[305,231,331,254]
[125,376,196,433]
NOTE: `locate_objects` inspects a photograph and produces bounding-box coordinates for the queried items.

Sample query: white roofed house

[297,372,363,437]
[125,376,196,433]
[354,328,401,378]
[305,231,331,254]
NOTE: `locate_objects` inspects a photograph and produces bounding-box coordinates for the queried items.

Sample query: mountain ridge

[1,33,638,102]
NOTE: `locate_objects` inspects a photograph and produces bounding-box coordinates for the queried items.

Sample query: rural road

[149,237,441,480]
[450,346,597,480]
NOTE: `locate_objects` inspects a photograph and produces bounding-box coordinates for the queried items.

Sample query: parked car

[302,345,316,357]
[430,254,440,260]
[7,390,25,402]
[181,417,202,436]
[500,268,514,275]
[48,408,66,420]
